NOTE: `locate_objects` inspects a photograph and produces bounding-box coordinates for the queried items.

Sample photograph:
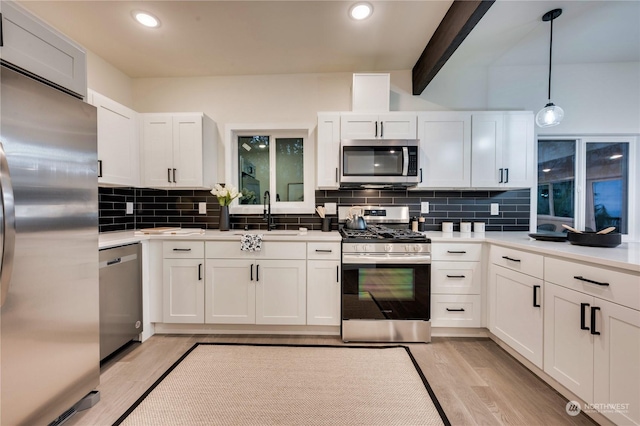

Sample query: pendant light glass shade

[536,102,564,127]
[537,9,563,128]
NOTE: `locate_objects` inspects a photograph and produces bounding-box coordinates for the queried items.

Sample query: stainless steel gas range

[338,206,431,343]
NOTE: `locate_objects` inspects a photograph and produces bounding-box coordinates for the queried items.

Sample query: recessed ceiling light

[349,2,373,20]
[133,11,160,28]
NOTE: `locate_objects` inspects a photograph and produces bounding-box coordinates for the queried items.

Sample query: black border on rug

[113,342,451,426]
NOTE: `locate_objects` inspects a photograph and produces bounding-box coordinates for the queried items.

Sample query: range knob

[413,245,422,252]
[384,244,393,252]
[365,244,373,252]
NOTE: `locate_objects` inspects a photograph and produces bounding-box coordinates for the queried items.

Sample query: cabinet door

[416,112,471,188]
[205,259,255,324]
[162,259,204,323]
[307,260,340,326]
[593,299,640,426]
[255,260,306,325]
[502,113,534,188]
[489,265,543,368]
[316,113,341,189]
[90,91,139,186]
[471,113,503,187]
[0,2,87,97]
[142,115,174,187]
[340,114,378,139]
[544,282,594,402]
[172,115,203,188]
[379,113,417,139]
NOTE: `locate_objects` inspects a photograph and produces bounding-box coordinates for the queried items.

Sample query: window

[537,136,638,240]
[226,124,315,214]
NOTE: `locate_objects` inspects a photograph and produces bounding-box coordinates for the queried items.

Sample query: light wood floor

[65,335,597,426]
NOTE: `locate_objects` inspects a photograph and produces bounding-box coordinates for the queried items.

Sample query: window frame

[225,123,315,215]
[535,135,639,241]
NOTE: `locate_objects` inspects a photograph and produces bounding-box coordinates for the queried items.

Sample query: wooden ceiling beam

[412,0,495,95]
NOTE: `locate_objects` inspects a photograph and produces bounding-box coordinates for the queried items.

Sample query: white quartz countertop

[425,231,640,273]
[99,230,639,272]
[98,229,342,249]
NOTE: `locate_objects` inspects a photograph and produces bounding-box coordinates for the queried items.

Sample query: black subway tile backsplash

[98,187,531,233]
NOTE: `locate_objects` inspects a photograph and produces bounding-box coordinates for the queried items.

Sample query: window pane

[238,136,269,205]
[275,138,304,202]
[537,140,576,231]
[586,142,628,233]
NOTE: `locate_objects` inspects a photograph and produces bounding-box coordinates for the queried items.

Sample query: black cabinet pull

[375,121,378,137]
[580,303,590,330]
[0,13,4,47]
[172,168,177,183]
[502,256,521,262]
[316,249,332,253]
[505,168,509,183]
[499,168,504,183]
[198,263,202,280]
[256,264,260,282]
[98,160,103,177]
[335,168,338,183]
[419,168,423,183]
[447,250,467,254]
[250,264,254,281]
[446,308,465,312]
[167,168,172,183]
[446,275,466,278]
[574,276,609,286]
[380,121,384,137]
[590,306,601,335]
[336,265,339,282]
[172,248,192,252]
[533,285,541,307]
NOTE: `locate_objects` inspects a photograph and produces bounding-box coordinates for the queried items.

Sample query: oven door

[341,256,430,321]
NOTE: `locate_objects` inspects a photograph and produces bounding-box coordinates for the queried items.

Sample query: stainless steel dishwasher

[99,243,142,361]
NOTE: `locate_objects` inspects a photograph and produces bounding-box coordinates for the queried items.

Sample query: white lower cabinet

[162,242,205,323]
[306,242,341,326]
[204,241,307,325]
[544,282,640,425]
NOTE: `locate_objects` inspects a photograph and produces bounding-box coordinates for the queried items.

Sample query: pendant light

[536,9,564,128]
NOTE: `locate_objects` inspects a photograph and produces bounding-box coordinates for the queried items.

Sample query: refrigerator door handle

[0,141,16,308]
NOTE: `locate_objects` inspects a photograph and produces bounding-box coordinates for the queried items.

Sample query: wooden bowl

[567,231,622,248]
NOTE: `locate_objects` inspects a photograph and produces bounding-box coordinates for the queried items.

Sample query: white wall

[86,51,134,108]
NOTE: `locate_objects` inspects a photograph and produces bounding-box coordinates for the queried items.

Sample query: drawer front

[162,241,204,258]
[431,295,481,328]
[431,261,481,294]
[432,243,482,261]
[206,241,306,260]
[545,257,640,311]
[307,243,341,260]
[490,245,543,279]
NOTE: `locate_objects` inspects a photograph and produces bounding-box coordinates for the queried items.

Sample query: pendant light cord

[547,16,554,101]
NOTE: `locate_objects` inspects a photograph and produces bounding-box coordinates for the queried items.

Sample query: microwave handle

[402,147,409,176]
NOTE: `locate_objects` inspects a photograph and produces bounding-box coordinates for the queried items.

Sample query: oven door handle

[342,254,431,264]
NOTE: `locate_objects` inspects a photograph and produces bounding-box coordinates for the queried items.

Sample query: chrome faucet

[263,190,276,231]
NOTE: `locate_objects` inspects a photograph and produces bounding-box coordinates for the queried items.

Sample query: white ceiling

[17,0,640,83]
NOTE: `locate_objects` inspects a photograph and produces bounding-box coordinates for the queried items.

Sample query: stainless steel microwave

[340,139,420,187]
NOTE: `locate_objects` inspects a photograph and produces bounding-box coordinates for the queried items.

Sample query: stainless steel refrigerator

[1,65,100,425]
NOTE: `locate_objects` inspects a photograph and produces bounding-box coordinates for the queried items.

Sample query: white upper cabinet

[415,112,471,188]
[340,112,417,140]
[316,113,341,189]
[0,2,87,98]
[88,90,139,187]
[471,112,535,188]
[141,113,217,189]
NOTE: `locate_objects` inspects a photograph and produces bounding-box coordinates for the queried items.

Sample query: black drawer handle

[533,285,540,307]
[447,251,467,254]
[590,306,601,335]
[106,257,121,266]
[446,275,466,278]
[173,248,192,252]
[502,256,521,262]
[446,308,465,312]
[580,303,590,330]
[315,249,333,253]
[574,276,609,286]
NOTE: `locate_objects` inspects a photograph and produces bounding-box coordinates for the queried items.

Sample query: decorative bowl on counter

[567,231,622,248]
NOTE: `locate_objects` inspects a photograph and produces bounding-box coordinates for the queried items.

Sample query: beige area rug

[114,343,450,426]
